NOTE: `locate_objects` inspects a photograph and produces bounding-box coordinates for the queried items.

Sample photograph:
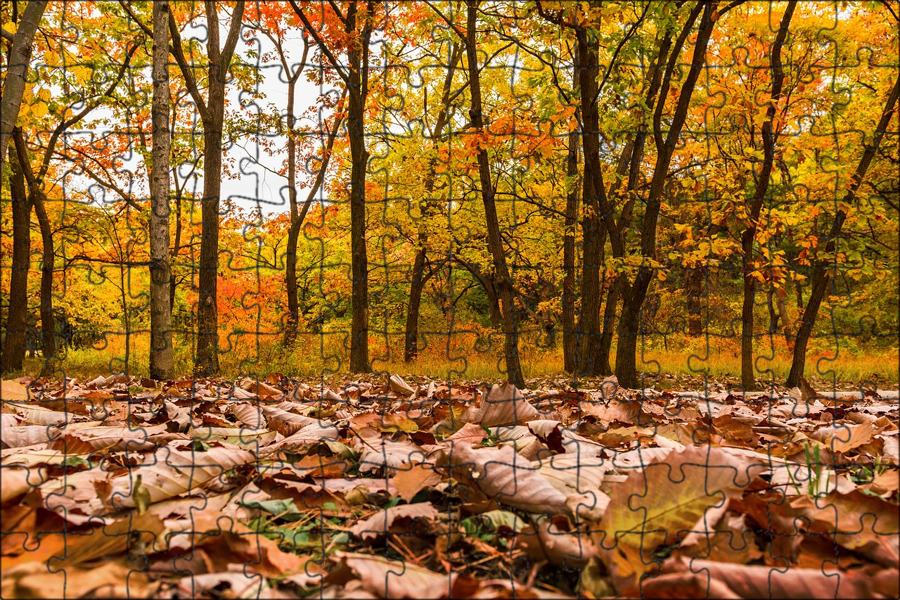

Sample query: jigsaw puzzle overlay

[1,1,898,598]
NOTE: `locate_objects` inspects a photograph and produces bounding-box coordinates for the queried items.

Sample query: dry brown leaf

[596,446,765,585]
[1,380,30,401]
[1,559,157,599]
[643,557,888,599]
[392,462,442,502]
[105,444,254,510]
[335,552,461,599]
[443,443,569,515]
[261,405,318,435]
[791,490,899,567]
[389,374,416,396]
[445,422,487,447]
[350,501,438,540]
[471,383,540,427]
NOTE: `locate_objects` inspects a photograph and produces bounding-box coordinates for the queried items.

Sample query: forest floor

[1,373,898,599]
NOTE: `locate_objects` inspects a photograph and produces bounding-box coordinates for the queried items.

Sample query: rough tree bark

[149,0,174,380]
[786,75,899,388]
[562,124,580,373]
[739,2,795,390]
[1,149,31,373]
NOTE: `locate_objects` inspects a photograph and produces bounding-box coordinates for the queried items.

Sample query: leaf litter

[0,374,897,598]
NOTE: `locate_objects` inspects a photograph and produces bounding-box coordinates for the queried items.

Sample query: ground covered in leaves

[1,374,898,599]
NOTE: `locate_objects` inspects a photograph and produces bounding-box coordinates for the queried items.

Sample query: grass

[14,328,898,389]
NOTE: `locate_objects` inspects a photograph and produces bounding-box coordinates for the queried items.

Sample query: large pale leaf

[106,443,254,510]
[350,502,438,541]
[445,443,568,514]
[470,383,540,427]
[596,446,763,582]
[336,552,460,599]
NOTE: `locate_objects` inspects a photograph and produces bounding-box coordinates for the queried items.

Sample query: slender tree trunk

[404,43,460,363]
[148,1,174,380]
[170,185,182,314]
[404,246,427,362]
[616,2,715,388]
[346,2,371,373]
[562,127,579,373]
[739,2,794,391]
[575,25,612,377]
[685,266,704,336]
[31,191,55,365]
[0,1,48,176]
[786,76,899,387]
[13,130,55,368]
[188,1,245,374]
[465,0,524,388]
[284,79,300,347]
[1,149,31,373]
[196,113,223,374]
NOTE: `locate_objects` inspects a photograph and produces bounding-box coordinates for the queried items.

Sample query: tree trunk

[562,127,579,373]
[346,2,371,373]
[149,0,174,380]
[575,25,612,377]
[685,266,704,336]
[284,78,300,347]
[465,0,524,388]
[616,2,715,388]
[404,246,427,362]
[404,43,460,363]
[1,149,31,373]
[32,191,55,365]
[740,2,795,391]
[195,117,223,374]
[0,1,48,176]
[786,76,899,387]
[189,1,245,374]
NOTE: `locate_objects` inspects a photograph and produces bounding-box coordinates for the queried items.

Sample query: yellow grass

[17,329,898,388]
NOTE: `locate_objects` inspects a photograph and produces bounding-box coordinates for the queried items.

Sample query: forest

[1,1,899,599]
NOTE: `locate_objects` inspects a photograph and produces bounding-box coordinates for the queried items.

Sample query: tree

[1,148,30,372]
[0,0,47,177]
[462,0,525,387]
[149,0,174,380]
[735,1,796,390]
[786,75,899,387]
[290,0,376,373]
[614,1,721,388]
[166,0,246,375]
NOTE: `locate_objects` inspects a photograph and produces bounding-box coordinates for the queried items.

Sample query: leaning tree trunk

[786,76,899,387]
[0,1,48,176]
[575,26,611,378]
[149,0,174,380]
[616,2,715,388]
[404,247,428,362]
[465,0,524,388]
[1,150,31,373]
[404,44,460,363]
